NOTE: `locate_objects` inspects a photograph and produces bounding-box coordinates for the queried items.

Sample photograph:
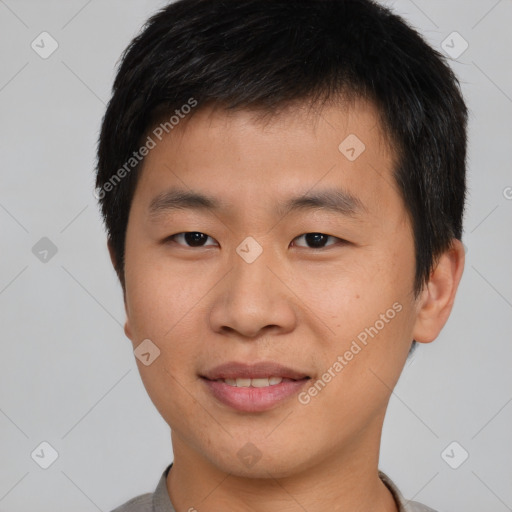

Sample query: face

[121,99,423,478]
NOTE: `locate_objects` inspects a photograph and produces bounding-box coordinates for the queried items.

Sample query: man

[96,1,467,510]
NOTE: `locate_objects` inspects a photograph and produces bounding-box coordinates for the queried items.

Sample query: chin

[203,441,312,480]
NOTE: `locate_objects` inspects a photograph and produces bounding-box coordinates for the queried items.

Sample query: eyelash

[165,232,346,250]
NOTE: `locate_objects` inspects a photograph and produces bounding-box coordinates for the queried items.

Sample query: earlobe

[412,239,465,344]
[124,320,133,341]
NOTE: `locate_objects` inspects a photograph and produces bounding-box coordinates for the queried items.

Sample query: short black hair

[96,0,467,297]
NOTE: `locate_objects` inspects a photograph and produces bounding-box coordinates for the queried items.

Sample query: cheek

[323,256,417,407]
[124,250,200,340]
[292,249,410,329]
[302,300,416,423]
[123,248,217,397]
[295,243,417,376]
[123,252,207,417]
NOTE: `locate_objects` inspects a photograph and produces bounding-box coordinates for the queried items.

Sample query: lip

[201,361,310,381]
[200,361,310,413]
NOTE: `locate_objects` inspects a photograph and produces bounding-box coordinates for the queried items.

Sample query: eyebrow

[148,187,367,221]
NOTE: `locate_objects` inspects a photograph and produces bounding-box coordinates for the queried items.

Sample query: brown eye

[292,233,342,249]
[167,232,218,247]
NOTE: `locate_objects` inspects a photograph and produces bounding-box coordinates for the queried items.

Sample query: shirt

[111,463,437,512]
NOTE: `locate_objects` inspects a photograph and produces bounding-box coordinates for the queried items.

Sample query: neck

[166,431,398,512]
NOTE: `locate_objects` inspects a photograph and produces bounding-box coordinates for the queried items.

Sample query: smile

[216,377,290,387]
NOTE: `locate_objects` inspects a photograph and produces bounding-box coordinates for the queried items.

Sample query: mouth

[200,361,311,412]
[201,361,310,381]
[209,376,296,388]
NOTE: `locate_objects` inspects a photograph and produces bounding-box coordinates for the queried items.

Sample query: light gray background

[0,0,511,510]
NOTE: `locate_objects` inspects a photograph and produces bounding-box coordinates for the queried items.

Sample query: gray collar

[379,471,438,512]
[152,464,174,512]
[153,464,437,512]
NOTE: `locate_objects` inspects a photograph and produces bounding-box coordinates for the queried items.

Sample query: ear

[412,239,465,344]
[107,239,133,340]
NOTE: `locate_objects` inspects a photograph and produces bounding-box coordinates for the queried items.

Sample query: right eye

[165,232,219,248]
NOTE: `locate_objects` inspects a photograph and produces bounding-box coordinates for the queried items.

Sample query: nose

[208,245,297,340]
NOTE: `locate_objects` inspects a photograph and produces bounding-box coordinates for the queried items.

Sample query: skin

[110,98,465,512]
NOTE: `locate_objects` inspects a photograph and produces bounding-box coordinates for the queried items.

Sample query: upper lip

[201,362,310,380]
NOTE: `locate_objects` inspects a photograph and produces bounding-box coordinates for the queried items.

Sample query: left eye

[292,233,342,249]
[167,232,218,247]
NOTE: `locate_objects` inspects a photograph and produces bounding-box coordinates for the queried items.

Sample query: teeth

[236,378,252,387]
[251,378,270,388]
[221,377,284,387]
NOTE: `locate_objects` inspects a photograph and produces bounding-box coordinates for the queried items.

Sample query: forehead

[133,99,402,222]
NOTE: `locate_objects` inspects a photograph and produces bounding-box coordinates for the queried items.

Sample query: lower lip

[201,378,309,412]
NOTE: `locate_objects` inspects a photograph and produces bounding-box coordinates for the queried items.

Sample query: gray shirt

[111,464,437,512]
